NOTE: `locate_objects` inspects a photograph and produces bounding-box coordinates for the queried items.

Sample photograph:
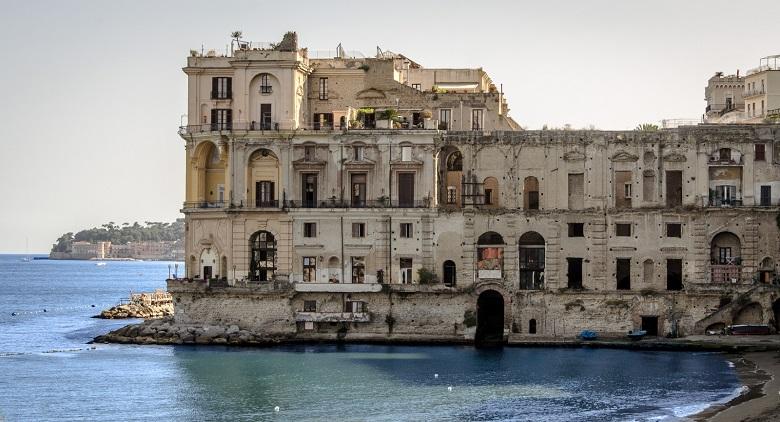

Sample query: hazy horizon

[1,0,778,252]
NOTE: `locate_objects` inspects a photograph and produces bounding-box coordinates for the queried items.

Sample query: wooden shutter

[211,78,218,98]
[226,78,232,98]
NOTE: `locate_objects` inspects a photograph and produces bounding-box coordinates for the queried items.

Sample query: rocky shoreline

[96,302,173,319]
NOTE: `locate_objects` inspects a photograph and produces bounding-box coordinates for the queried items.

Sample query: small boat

[95,262,107,267]
[627,330,647,340]
[579,330,598,340]
[727,324,771,335]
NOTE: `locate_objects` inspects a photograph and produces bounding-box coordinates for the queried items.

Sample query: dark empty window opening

[616,223,631,237]
[616,258,631,290]
[568,223,584,237]
[529,319,537,334]
[666,223,682,238]
[666,171,683,207]
[666,259,683,291]
[303,222,316,238]
[567,258,583,289]
[303,300,316,312]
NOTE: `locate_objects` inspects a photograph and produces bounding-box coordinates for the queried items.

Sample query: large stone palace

[170,32,780,344]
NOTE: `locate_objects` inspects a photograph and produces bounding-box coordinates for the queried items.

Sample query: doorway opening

[475,290,504,346]
[641,316,659,336]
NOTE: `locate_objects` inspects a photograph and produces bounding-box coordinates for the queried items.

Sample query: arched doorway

[523,176,539,209]
[519,232,545,290]
[247,149,279,208]
[192,141,225,207]
[759,257,775,283]
[475,290,504,345]
[443,260,456,287]
[710,232,741,283]
[249,231,276,281]
[442,149,462,208]
[199,248,218,279]
[327,256,341,283]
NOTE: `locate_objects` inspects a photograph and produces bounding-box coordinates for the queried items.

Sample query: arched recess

[440,148,463,207]
[247,149,280,208]
[249,72,282,130]
[477,232,504,280]
[710,232,741,283]
[443,260,456,287]
[759,257,775,283]
[249,231,276,281]
[193,141,225,206]
[643,259,654,284]
[483,177,499,207]
[733,302,763,325]
[327,256,341,283]
[518,232,545,290]
[475,290,505,345]
[199,247,219,279]
[221,256,228,280]
[523,176,539,210]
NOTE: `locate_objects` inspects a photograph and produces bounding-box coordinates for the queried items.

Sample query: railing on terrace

[768,108,780,118]
[706,103,741,114]
[711,264,741,283]
[178,122,438,135]
[743,88,766,97]
[284,199,431,209]
[183,200,228,209]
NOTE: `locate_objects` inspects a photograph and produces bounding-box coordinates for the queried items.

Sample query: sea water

[0,255,742,421]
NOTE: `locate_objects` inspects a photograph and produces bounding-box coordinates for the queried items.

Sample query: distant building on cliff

[705,55,780,124]
[170,32,780,344]
[70,241,111,260]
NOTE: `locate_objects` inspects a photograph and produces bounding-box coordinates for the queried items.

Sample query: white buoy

[447,386,453,392]
[274,406,280,412]
[434,373,439,378]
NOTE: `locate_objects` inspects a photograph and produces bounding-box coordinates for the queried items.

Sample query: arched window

[477,232,504,279]
[519,232,545,290]
[529,319,537,334]
[443,260,456,287]
[524,176,539,210]
[446,151,463,171]
[250,231,276,281]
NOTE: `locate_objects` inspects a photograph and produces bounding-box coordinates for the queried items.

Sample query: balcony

[743,88,766,98]
[284,199,431,209]
[183,200,227,209]
[711,264,741,283]
[210,91,232,100]
[294,311,371,323]
[705,103,740,115]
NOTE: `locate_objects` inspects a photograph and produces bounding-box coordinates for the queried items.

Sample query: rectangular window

[567,258,583,289]
[351,173,366,207]
[346,300,365,313]
[211,77,232,99]
[471,109,484,131]
[352,222,366,238]
[666,259,682,291]
[260,74,272,94]
[567,173,584,210]
[351,257,365,283]
[483,188,493,205]
[616,258,631,290]
[411,83,421,91]
[439,109,452,130]
[301,173,317,207]
[568,223,584,237]
[302,257,317,282]
[400,258,413,284]
[303,300,317,312]
[614,171,632,209]
[760,185,771,206]
[255,181,275,207]
[303,222,316,238]
[447,186,457,204]
[401,146,412,161]
[353,145,364,161]
[400,223,413,238]
[318,77,328,100]
[666,223,682,238]
[755,144,766,161]
[210,108,232,131]
[397,172,415,207]
[616,223,631,237]
[312,113,334,130]
[666,170,683,207]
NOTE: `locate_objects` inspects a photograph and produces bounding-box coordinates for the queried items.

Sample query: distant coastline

[49,220,184,261]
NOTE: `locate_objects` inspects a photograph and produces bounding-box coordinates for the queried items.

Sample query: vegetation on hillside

[51,221,184,253]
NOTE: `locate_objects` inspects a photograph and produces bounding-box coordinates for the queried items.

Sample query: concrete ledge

[294,283,382,293]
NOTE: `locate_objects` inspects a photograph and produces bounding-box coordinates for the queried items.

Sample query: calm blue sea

[0,254,742,421]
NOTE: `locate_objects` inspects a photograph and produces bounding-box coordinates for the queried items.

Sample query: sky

[0,0,778,253]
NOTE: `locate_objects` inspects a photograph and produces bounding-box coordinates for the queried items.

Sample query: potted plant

[421,109,437,129]
[376,108,398,129]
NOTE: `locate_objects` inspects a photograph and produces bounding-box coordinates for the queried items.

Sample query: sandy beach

[692,351,780,421]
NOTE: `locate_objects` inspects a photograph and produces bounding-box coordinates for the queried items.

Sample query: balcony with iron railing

[711,258,742,283]
[743,88,766,98]
[284,199,431,209]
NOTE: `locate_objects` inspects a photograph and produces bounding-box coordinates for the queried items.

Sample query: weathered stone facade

[174,33,780,344]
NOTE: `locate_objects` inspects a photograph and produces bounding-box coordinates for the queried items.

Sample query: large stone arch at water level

[475,290,505,346]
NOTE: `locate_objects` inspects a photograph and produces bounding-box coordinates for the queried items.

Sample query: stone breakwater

[93,318,290,345]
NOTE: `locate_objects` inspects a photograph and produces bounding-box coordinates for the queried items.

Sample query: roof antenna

[336,43,345,59]
[376,46,384,58]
